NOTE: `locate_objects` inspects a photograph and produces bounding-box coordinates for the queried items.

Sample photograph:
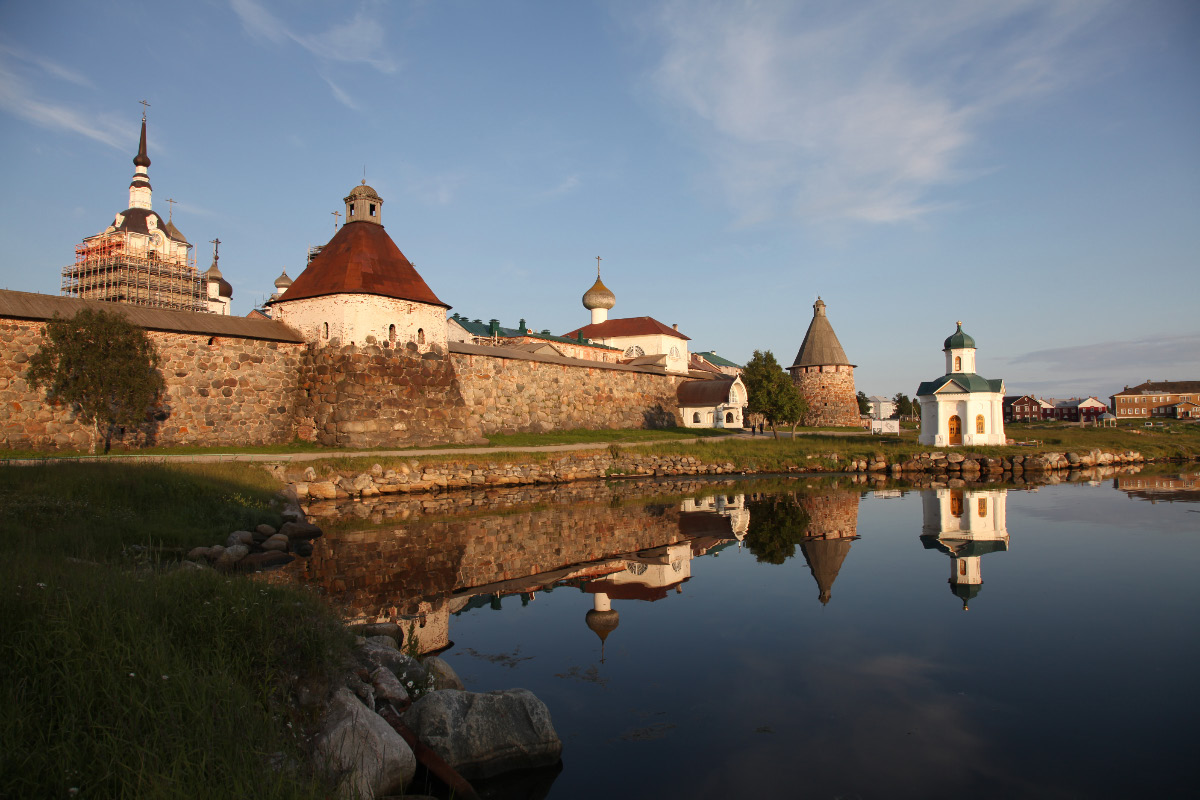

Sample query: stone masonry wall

[1,318,304,450]
[298,342,484,449]
[794,367,860,427]
[451,351,683,434]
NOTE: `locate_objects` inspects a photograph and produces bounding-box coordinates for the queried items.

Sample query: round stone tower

[789,297,859,427]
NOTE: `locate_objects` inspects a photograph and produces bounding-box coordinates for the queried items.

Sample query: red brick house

[1110,381,1200,419]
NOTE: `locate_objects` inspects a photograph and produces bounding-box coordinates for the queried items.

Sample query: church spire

[128,102,152,210]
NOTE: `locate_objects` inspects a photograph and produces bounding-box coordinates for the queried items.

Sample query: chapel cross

[332,210,341,232]
[209,238,221,265]
[165,197,177,222]
[139,99,151,120]
[595,255,602,277]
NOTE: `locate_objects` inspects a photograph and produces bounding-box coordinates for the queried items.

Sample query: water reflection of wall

[798,490,861,605]
[1114,472,1200,503]
[920,488,1009,610]
[282,487,747,653]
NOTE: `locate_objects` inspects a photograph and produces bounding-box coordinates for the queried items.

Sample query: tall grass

[0,463,353,799]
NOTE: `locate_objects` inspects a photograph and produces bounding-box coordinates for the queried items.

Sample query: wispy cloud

[641,0,1113,226]
[1008,334,1200,374]
[230,0,398,76]
[0,47,128,149]
[545,174,581,197]
[321,73,361,111]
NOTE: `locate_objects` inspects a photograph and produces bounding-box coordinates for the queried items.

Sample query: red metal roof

[276,221,449,308]
[563,316,689,341]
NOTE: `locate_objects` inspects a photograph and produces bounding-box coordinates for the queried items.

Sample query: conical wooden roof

[791,297,854,368]
[276,221,448,308]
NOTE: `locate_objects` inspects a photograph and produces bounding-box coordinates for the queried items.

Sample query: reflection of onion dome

[582,276,616,311]
[943,321,976,351]
[274,270,293,291]
[585,609,620,643]
[950,580,982,610]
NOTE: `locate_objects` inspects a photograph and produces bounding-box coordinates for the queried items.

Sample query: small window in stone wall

[976,414,985,433]
[389,324,396,343]
[417,328,426,345]
[692,412,700,423]
[370,203,376,217]
[322,322,329,339]
[726,412,734,423]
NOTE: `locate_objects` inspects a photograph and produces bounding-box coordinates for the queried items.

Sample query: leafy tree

[26,308,165,454]
[892,392,914,418]
[856,390,870,415]
[744,495,811,564]
[742,350,805,439]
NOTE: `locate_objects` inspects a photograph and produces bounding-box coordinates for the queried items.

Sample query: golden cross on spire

[209,238,220,264]
[595,255,602,277]
[139,99,151,121]
[332,210,341,231]
[165,197,177,222]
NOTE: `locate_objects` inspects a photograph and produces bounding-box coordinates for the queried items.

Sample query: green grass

[0,463,353,799]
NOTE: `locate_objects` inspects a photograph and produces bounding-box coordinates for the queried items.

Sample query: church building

[62,110,204,312]
[562,264,691,375]
[916,322,1006,446]
[268,181,450,350]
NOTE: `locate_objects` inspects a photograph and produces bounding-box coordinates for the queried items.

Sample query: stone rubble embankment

[284,447,1148,502]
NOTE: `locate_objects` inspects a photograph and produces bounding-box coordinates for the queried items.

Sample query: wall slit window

[388,324,396,344]
[417,328,425,345]
[322,322,329,339]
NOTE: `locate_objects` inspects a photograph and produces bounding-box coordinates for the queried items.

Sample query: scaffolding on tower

[61,231,204,312]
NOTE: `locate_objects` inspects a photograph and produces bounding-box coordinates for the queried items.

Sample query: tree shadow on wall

[643,405,678,429]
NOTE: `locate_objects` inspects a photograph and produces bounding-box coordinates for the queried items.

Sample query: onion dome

[582,276,616,311]
[585,609,620,643]
[205,264,233,299]
[274,270,293,291]
[943,321,976,351]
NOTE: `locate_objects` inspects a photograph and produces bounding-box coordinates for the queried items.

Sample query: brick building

[1110,381,1200,419]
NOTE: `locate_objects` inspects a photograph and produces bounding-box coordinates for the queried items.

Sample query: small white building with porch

[916,322,1006,447]
[678,376,746,429]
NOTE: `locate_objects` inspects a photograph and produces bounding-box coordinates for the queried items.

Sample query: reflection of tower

[798,491,861,605]
[585,593,620,662]
[920,489,1010,610]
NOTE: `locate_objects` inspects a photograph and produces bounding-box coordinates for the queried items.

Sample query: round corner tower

[789,297,860,427]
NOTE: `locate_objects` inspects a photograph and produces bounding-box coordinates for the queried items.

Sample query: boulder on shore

[315,687,415,800]
[402,688,562,780]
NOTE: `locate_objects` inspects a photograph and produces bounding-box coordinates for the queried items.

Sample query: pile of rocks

[314,625,562,799]
[184,508,323,573]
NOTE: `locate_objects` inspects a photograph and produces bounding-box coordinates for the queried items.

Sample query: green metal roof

[695,351,742,369]
[916,373,1004,396]
[943,322,976,351]
[449,313,620,351]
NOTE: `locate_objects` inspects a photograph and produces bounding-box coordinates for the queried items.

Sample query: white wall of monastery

[591,332,689,374]
[275,293,446,350]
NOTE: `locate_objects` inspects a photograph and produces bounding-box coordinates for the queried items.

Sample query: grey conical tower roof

[791,297,855,368]
[800,537,853,605]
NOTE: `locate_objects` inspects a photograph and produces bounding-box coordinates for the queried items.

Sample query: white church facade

[916,322,1006,447]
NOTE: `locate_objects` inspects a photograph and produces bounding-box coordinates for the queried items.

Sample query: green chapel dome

[943,321,976,351]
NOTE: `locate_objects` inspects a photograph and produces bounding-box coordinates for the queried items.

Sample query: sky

[0,0,1197,400]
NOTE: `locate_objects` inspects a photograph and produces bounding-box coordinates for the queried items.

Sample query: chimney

[489,319,500,337]
[518,318,527,335]
[672,323,678,331]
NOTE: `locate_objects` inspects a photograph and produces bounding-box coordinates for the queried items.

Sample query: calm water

[282,469,1200,799]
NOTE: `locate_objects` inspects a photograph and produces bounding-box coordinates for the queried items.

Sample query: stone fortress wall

[794,365,860,427]
[1,318,306,450]
[0,312,687,452]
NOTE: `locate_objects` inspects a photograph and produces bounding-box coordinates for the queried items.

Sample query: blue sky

[1,0,1196,400]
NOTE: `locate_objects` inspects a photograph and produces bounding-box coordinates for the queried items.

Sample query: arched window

[322,322,329,339]
[692,412,701,423]
[976,414,985,433]
[726,412,734,423]
[954,356,962,371]
[950,491,963,517]
[388,324,396,343]
[417,328,425,345]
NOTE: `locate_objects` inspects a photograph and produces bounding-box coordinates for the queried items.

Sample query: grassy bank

[0,463,353,799]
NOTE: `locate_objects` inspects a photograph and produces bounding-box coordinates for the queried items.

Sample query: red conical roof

[277,221,448,308]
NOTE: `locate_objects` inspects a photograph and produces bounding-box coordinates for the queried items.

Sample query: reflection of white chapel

[916,322,1006,447]
[920,488,1010,610]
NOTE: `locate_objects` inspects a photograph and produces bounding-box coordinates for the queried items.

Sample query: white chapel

[916,322,1006,447]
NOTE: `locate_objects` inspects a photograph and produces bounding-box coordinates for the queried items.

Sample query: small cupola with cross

[344,179,383,226]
